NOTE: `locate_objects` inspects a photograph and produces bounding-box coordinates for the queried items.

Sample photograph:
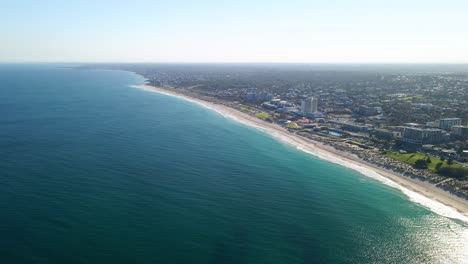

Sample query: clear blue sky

[2,0,468,63]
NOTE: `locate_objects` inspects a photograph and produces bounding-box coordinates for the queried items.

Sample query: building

[301,96,318,114]
[261,102,277,110]
[370,128,393,140]
[414,103,434,111]
[246,91,273,103]
[306,111,326,119]
[401,127,444,145]
[329,120,370,132]
[462,150,468,163]
[438,118,462,131]
[451,125,468,139]
[425,121,438,128]
[357,105,383,116]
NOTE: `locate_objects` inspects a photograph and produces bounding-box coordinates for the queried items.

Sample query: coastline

[133,84,468,222]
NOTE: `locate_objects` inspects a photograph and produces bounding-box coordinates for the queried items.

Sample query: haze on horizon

[2,0,468,64]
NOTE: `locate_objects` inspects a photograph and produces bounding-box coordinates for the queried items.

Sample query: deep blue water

[0,65,466,263]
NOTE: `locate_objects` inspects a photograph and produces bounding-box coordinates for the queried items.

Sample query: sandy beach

[133,84,468,222]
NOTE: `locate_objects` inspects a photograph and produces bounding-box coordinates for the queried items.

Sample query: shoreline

[133,84,468,222]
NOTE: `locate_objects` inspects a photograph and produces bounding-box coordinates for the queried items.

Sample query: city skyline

[2,0,468,63]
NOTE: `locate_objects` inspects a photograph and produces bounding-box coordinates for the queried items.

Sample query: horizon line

[3,61,468,65]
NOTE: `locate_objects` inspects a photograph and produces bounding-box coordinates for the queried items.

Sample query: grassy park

[255,112,270,120]
[286,122,301,129]
[385,151,467,177]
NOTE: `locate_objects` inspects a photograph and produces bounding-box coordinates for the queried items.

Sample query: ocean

[0,64,466,263]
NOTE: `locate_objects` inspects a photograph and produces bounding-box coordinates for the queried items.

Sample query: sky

[1,0,468,63]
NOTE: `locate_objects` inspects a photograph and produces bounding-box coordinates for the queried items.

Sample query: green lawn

[256,112,270,120]
[286,122,301,129]
[239,105,255,114]
[397,97,414,101]
[385,151,465,172]
[397,96,423,102]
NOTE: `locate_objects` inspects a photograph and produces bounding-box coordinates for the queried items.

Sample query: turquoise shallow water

[0,65,466,263]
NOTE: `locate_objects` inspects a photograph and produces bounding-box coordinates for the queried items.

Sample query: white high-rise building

[452,125,468,139]
[438,118,462,131]
[301,96,318,114]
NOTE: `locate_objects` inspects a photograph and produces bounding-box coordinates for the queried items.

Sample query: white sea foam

[133,85,468,223]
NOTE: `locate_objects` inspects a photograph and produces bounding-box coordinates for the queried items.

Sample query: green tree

[447,159,454,165]
[426,157,431,164]
[435,162,443,171]
[414,159,428,169]
[383,141,390,150]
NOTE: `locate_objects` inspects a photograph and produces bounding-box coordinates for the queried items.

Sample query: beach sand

[133,84,468,222]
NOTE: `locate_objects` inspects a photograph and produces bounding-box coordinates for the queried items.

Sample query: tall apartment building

[451,125,468,139]
[301,96,318,114]
[401,127,443,145]
[438,118,462,131]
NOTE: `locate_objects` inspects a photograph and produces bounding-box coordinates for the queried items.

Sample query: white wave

[132,84,468,223]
